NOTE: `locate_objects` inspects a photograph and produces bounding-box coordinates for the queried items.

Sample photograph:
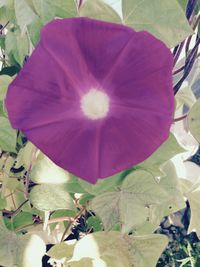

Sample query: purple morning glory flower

[5,18,174,183]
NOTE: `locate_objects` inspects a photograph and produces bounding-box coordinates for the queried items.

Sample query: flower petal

[6,18,174,183]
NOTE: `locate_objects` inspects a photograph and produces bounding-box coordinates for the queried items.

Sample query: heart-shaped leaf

[91,170,169,233]
[122,0,193,48]
[30,183,76,211]
[0,215,46,267]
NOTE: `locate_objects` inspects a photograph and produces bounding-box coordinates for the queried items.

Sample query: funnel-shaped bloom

[6,18,174,183]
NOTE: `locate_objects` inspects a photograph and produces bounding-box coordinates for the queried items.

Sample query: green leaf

[1,156,15,198]
[30,153,86,192]
[90,190,120,231]
[0,65,20,76]
[52,0,77,18]
[0,154,5,170]
[12,212,33,230]
[79,193,94,206]
[62,178,87,193]
[121,170,170,233]
[158,161,186,216]
[187,189,200,236]
[52,209,76,218]
[30,183,76,211]
[0,7,7,24]
[78,171,124,195]
[32,0,55,23]
[139,134,185,176]
[18,234,46,267]
[0,116,17,152]
[86,216,103,232]
[188,99,200,143]
[27,17,43,46]
[91,170,169,233]
[179,178,200,236]
[196,0,200,14]
[0,215,46,267]
[0,75,12,100]
[5,183,30,212]
[180,178,191,194]
[0,198,6,209]
[1,174,20,191]
[0,101,6,117]
[49,209,76,231]
[80,0,122,23]
[68,258,93,267]
[177,0,188,11]
[5,28,29,66]
[129,234,168,267]
[47,242,75,263]
[122,0,193,48]
[71,231,131,267]
[14,0,38,32]
[103,0,122,17]
[0,0,7,8]
[0,35,5,49]
[30,153,72,184]
[175,85,196,110]
[0,0,16,24]
[0,75,12,117]
[71,231,168,267]
[15,142,37,169]
[135,161,186,235]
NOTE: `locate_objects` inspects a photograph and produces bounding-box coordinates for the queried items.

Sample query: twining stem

[173,65,185,75]
[2,199,29,217]
[5,205,87,235]
[173,1,199,93]
[173,41,185,66]
[15,222,42,233]
[10,199,29,216]
[174,37,200,94]
[0,21,9,34]
[185,13,200,54]
[60,206,86,243]
[173,49,200,75]
[174,114,188,122]
[25,147,38,199]
[173,11,199,67]
[186,0,198,20]
[78,0,83,8]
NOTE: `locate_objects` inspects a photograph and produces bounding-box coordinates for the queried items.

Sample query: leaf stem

[47,216,74,224]
[60,206,86,242]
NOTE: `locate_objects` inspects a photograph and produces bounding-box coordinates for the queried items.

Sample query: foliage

[122,0,193,48]
[188,99,200,143]
[0,0,199,266]
[0,214,45,267]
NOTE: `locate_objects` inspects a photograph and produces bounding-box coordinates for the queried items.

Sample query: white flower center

[81,89,109,120]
